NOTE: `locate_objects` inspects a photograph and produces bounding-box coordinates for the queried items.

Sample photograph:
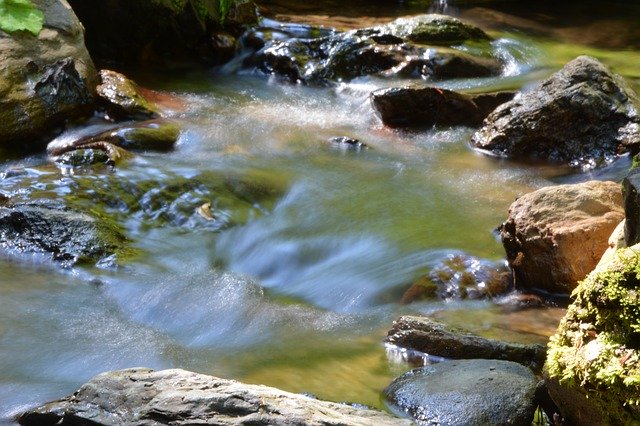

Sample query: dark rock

[384,359,538,426]
[472,56,640,167]
[96,70,160,119]
[371,85,515,128]
[401,254,511,303]
[0,0,97,148]
[0,200,130,266]
[248,15,499,85]
[18,368,411,425]
[386,315,546,371]
[67,0,258,65]
[545,247,640,425]
[500,180,624,294]
[328,136,368,151]
[623,169,640,246]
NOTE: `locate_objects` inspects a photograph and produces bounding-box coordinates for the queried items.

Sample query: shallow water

[2,0,640,422]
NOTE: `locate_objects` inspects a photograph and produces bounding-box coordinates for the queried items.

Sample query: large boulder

[545,246,640,424]
[371,85,515,128]
[18,368,411,425]
[384,359,538,425]
[67,0,258,65]
[0,0,97,148]
[499,180,624,294]
[248,14,500,85]
[472,56,640,167]
[385,316,546,371]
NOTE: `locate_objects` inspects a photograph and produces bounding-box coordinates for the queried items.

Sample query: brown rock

[500,180,624,294]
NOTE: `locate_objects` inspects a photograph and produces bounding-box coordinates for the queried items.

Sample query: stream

[2,0,640,422]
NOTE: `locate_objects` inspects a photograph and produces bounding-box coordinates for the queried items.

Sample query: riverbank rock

[472,56,640,167]
[371,86,515,128]
[67,0,258,65]
[0,0,97,148]
[545,246,640,424]
[386,315,546,371]
[18,368,411,425]
[0,200,130,267]
[248,15,500,85]
[499,180,624,294]
[384,359,538,425]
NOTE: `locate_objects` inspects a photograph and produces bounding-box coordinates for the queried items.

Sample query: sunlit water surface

[2,0,640,422]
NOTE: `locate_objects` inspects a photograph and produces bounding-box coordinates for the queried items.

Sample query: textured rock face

[0,0,97,147]
[472,56,640,167]
[371,85,514,128]
[249,14,499,85]
[545,246,640,425]
[18,368,412,426]
[500,180,624,294]
[384,359,538,425]
[386,316,546,371]
[0,200,129,266]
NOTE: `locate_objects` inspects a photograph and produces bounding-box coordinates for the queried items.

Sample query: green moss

[546,248,640,422]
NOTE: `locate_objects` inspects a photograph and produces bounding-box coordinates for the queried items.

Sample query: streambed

[1,0,640,421]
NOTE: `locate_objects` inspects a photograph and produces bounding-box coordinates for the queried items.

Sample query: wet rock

[0,0,97,148]
[96,70,160,119]
[545,246,640,425]
[67,0,258,65]
[0,200,130,266]
[401,254,511,303]
[623,169,640,246]
[371,85,515,128]
[328,136,368,151]
[386,315,546,371]
[249,15,499,85]
[47,119,181,164]
[378,14,491,45]
[384,359,538,425]
[18,368,411,426]
[500,180,624,294]
[472,56,640,167]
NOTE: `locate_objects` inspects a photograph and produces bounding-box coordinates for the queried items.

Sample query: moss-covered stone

[97,70,160,119]
[545,246,640,424]
[379,14,491,45]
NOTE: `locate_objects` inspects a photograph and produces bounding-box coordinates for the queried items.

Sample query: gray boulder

[0,0,97,147]
[371,85,515,128]
[0,199,129,267]
[386,316,546,371]
[472,55,640,167]
[18,368,412,425]
[384,359,538,425]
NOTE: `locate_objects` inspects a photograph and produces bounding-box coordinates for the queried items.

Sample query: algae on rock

[545,247,640,424]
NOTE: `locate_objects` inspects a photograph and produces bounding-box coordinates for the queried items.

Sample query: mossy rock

[545,246,640,424]
[379,14,491,45]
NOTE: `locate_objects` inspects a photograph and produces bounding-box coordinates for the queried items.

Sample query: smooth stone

[384,359,538,425]
[96,69,160,119]
[386,315,546,371]
[500,180,624,294]
[18,368,412,426]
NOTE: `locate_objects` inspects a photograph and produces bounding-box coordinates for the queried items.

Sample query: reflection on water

[2,0,640,422]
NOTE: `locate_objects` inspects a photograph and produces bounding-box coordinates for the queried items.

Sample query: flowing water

[2,0,640,422]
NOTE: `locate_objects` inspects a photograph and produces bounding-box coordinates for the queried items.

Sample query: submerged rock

[0,0,97,148]
[545,246,640,424]
[371,85,515,128]
[96,70,160,119]
[18,368,411,425]
[384,359,538,425]
[386,315,546,371]
[249,14,499,85]
[500,180,624,294]
[0,200,130,266]
[401,254,511,303]
[472,56,640,167]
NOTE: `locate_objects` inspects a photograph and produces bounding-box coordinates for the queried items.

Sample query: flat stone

[18,368,412,426]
